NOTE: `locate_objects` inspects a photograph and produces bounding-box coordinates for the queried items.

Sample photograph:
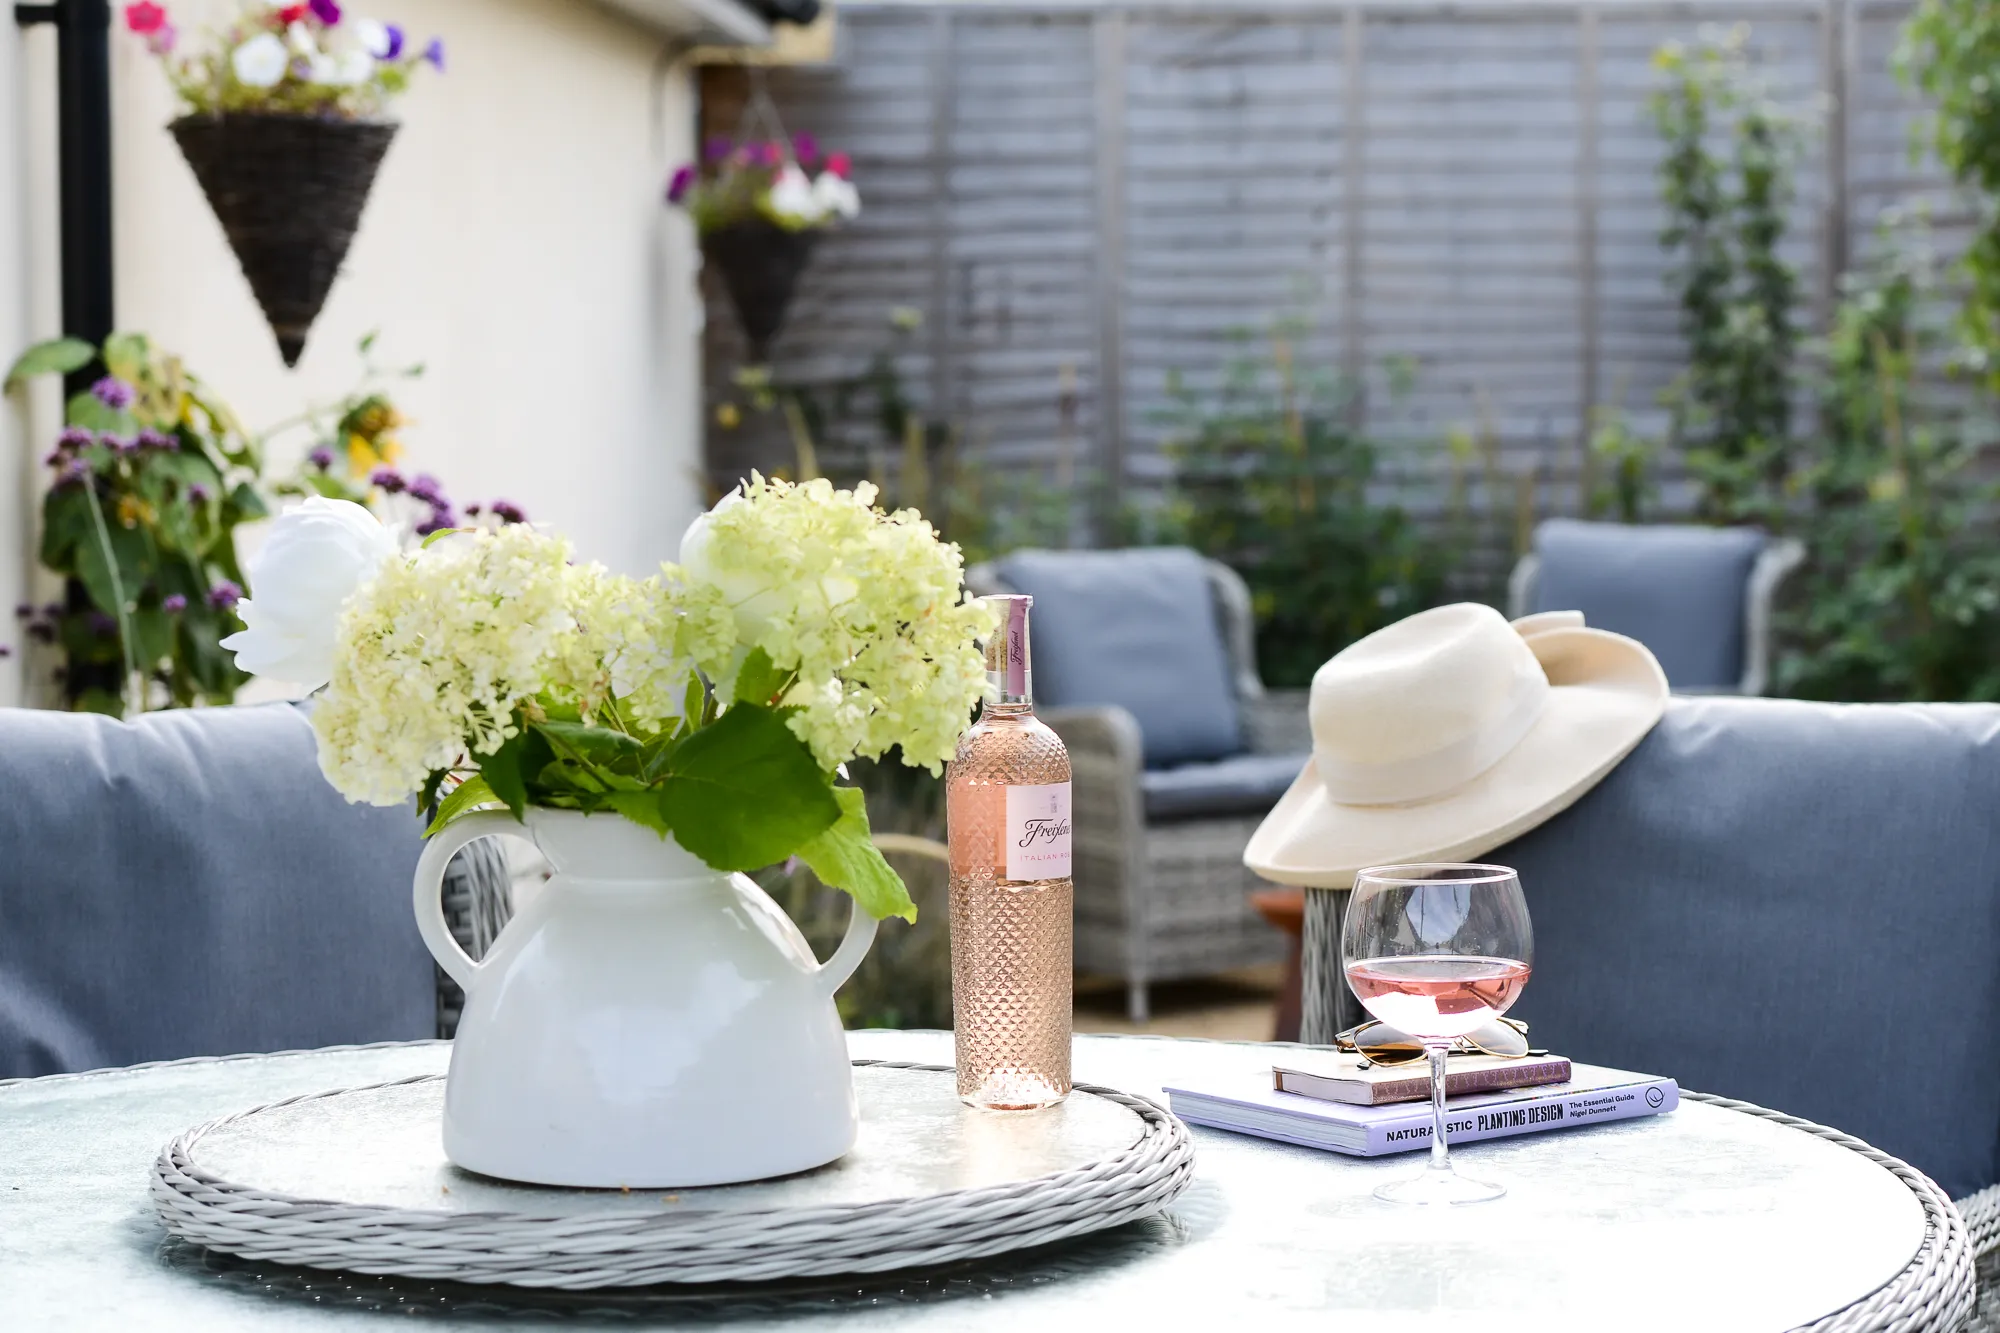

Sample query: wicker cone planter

[171,114,397,368]
[704,220,818,364]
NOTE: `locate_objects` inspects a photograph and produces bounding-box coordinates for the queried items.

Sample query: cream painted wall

[2,0,707,697]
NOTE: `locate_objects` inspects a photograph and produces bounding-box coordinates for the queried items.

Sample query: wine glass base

[1374,1167,1506,1206]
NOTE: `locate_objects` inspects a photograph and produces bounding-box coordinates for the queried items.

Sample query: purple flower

[207,581,242,611]
[105,435,138,455]
[792,131,819,165]
[41,602,61,619]
[27,623,55,645]
[91,377,134,410]
[56,426,95,450]
[464,503,482,517]
[308,0,340,24]
[43,450,64,467]
[407,473,446,504]
[750,142,781,167]
[422,36,444,70]
[12,604,31,620]
[307,445,334,471]
[667,164,697,204]
[162,594,187,614]
[55,459,90,489]
[0,645,10,660]
[85,610,118,638]
[370,466,407,494]
[704,135,733,163]
[491,500,527,525]
[381,22,405,58]
[186,483,212,504]
[415,507,459,537]
[136,429,175,451]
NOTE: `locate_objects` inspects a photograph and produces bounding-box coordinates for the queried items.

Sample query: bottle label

[1005,782,1073,881]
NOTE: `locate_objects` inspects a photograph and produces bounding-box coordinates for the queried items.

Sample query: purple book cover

[1163,1064,1679,1157]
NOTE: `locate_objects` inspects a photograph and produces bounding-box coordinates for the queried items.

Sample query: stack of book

[1164,1050,1677,1157]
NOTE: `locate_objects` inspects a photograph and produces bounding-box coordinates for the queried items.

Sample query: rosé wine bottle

[947,594,1073,1110]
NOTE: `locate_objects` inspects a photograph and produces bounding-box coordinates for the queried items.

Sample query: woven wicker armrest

[1041,705,1146,918]
[1242,689,1311,756]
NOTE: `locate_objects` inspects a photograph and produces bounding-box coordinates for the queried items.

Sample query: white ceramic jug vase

[414,807,876,1189]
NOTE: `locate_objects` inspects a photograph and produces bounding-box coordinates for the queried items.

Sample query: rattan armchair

[969,554,1299,1022]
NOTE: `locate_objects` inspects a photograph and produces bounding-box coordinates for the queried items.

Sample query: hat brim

[1243,625,1668,889]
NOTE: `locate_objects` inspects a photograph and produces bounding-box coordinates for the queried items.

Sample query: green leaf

[74,513,151,618]
[100,331,149,382]
[5,337,94,392]
[607,788,674,838]
[65,392,135,435]
[128,608,172,669]
[223,481,268,521]
[733,646,791,707]
[39,486,94,568]
[417,768,448,821]
[659,703,840,871]
[796,786,918,923]
[478,724,550,819]
[426,774,501,836]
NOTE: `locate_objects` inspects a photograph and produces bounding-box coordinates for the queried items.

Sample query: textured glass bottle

[947,595,1074,1110]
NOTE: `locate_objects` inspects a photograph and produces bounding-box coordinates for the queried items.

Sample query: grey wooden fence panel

[702,0,1956,564]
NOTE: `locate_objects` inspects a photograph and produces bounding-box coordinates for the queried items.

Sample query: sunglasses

[1334,1016,1545,1068]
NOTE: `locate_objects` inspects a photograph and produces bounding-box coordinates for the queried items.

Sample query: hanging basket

[703,220,819,364]
[170,113,397,369]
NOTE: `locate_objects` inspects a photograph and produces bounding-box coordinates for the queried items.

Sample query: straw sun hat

[1244,603,1669,889]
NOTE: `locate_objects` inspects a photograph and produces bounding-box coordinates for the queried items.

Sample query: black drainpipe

[15,0,114,396]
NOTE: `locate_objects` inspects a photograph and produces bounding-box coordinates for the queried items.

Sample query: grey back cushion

[1530,519,1766,691]
[995,548,1244,768]
[0,703,435,1077]
[1494,696,2000,1198]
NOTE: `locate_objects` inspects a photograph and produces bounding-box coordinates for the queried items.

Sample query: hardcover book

[1164,1064,1678,1157]
[1273,1051,1573,1106]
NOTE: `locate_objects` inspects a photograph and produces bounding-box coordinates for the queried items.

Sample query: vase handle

[815,898,879,1000]
[414,812,519,991]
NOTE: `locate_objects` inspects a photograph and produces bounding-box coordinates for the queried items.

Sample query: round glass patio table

[0,1029,1949,1331]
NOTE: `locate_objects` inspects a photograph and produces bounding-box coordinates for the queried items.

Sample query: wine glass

[1342,863,1533,1205]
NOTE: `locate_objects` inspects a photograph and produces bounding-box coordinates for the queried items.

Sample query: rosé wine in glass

[1342,864,1533,1205]
[1344,956,1532,1041]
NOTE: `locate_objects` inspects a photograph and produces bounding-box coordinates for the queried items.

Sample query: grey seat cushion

[1141,753,1306,821]
[995,547,1244,768]
[0,703,436,1077]
[1495,696,2000,1198]
[1530,519,1766,691]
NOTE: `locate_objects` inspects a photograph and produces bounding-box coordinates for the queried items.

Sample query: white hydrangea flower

[667,476,996,774]
[232,33,289,88]
[765,165,825,225]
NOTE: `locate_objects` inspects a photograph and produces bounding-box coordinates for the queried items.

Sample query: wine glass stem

[1427,1044,1452,1175]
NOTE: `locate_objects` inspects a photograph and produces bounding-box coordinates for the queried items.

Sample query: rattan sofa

[969,550,1299,1022]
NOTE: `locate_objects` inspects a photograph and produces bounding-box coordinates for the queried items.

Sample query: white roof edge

[595,0,773,46]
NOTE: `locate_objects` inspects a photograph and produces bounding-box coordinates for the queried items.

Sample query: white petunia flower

[812,172,861,221]
[285,20,316,56]
[352,16,394,58]
[231,33,290,88]
[309,48,374,86]
[221,497,397,690]
[765,165,824,225]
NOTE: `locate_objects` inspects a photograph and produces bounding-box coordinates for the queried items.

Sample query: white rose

[765,165,824,225]
[231,33,290,89]
[220,497,397,689]
[812,172,860,221]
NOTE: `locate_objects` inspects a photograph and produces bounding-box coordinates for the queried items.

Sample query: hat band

[1315,660,1550,807]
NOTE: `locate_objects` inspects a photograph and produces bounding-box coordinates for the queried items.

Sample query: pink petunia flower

[826,151,852,180]
[123,1,166,34]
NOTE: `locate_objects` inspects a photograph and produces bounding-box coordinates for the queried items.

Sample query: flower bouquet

[669,134,860,362]
[125,1,443,367]
[226,475,993,919]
